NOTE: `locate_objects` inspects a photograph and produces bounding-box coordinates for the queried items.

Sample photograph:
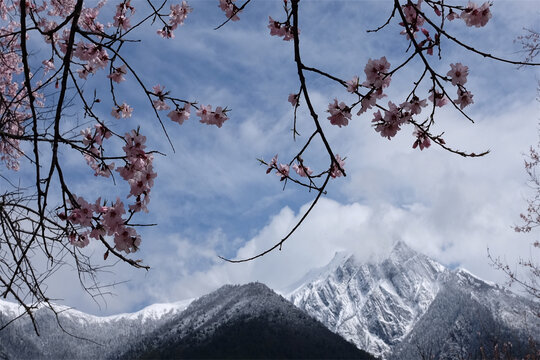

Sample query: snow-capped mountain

[1,241,538,359]
[0,297,193,359]
[0,284,375,360]
[118,282,375,359]
[289,241,540,359]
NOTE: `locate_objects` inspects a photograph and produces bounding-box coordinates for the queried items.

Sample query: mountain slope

[289,241,540,359]
[119,283,376,359]
[391,270,540,359]
[289,241,445,357]
[0,298,192,359]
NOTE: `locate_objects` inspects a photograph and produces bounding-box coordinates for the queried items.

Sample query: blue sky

[8,0,540,315]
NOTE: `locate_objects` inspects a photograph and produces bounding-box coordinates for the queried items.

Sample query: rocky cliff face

[289,241,445,357]
[289,241,539,359]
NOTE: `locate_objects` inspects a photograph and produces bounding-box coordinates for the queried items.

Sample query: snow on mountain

[0,283,375,360]
[0,296,193,359]
[118,282,375,359]
[288,240,540,359]
[289,240,445,358]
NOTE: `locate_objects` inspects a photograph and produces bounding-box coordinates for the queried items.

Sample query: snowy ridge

[289,241,448,358]
[0,297,193,324]
[100,298,194,323]
[289,240,540,359]
[0,298,26,318]
[0,295,196,360]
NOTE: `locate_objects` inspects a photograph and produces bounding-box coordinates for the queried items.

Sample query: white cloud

[12,0,540,316]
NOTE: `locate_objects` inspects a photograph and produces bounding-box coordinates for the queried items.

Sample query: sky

[5,0,540,316]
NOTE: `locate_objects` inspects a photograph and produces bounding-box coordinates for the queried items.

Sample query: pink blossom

[85,154,115,177]
[386,102,407,124]
[116,130,156,203]
[346,76,359,93]
[401,0,425,27]
[357,91,382,115]
[81,128,94,146]
[79,5,105,33]
[266,154,278,174]
[129,195,150,213]
[157,26,174,39]
[447,63,468,86]
[153,99,170,111]
[218,0,240,22]
[372,102,408,139]
[455,89,474,109]
[127,164,156,198]
[102,198,125,235]
[288,93,299,107]
[93,198,107,214]
[122,130,147,160]
[428,90,449,107]
[77,64,96,79]
[412,127,431,150]
[48,0,75,17]
[70,232,90,248]
[113,0,135,30]
[293,163,313,177]
[74,42,109,69]
[107,64,127,83]
[330,154,345,178]
[95,123,112,142]
[327,99,352,127]
[69,196,94,227]
[114,226,141,253]
[373,111,399,139]
[446,9,459,21]
[363,57,391,89]
[167,103,191,125]
[89,225,106,240]
[169,1,192,30]
[267,16,297,41]
[461,1,492,28]
[197,105,229,128]
[111,103,133,119]
[42,59,55,73]
[401,96,427,115]
[152,85,170,110]
[268,17,283,37]
[276,163,289,180]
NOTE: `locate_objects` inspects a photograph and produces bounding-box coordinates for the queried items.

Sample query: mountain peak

[290,240,447,358]
[389,240,417,259]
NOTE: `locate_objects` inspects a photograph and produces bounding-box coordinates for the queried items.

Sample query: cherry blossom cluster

[147,85,227,127]
[317,48,476,151]
[117,130,157,214]
[0,19,26,171]
[113,0,135,31]
[446,63,474,109]
[157,1,192,38]
[81,124,114,177]
[400,1,492,34]
[268,17,298,41]
[264,153,345,182]
[0,108,25,171]
[327,99,352,128]
[218,0,241,21]
[168,103,191,125]
[63,128,156,253]
[64,196,141,253]
[196,105,229,128]
[0,0,235,261]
